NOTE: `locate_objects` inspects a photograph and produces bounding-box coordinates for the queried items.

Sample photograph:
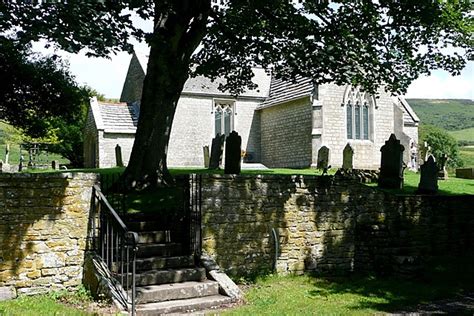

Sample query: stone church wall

[318,84,396,169]
[0,173,97,295]
[97,132,135,168]
[200,174,474,277]
[167,95,262,167]
[260,98,313,168]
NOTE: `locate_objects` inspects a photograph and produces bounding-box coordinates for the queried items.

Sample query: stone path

[387,292,474,315]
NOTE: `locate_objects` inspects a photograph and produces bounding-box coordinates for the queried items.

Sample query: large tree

[1,1,472,187]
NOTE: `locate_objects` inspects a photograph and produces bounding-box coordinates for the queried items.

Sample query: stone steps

[136,255,194,272]
[122,267,207,287]
[136,295,232,316]
[119,216,232,315]
[136,242,183,258]
[137,230,169,244]
[136,280,219,304]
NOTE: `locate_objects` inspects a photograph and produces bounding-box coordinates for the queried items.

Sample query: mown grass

[225,255,474,315]
[0,286,113,316]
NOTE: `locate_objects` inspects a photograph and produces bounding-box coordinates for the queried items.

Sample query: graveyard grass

[226,255,474,315]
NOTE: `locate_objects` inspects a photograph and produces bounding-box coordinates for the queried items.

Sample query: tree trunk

[123,1,210,189]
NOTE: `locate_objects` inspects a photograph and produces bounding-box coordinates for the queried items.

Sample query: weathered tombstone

[203,145,210,168]
[455,168,474,179]
[317,146,329,170]
[209,134,225,169]
[224,131,242,174]
[342,143,354,170]
[51,160,58,170]
[437,154,448,180]
[5,144,9,164]
[115,144,124,167]
[416,155,438,194]
[379,134,405,189]
[423,141,432,161]
[409,141,418,171]
[18,155,24,172]
[0,160,3,173]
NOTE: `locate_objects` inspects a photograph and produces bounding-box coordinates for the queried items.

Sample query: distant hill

[406,99,474,131]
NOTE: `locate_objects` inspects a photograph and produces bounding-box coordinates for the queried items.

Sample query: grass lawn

[226,256,474,315]
[0,287,116,316]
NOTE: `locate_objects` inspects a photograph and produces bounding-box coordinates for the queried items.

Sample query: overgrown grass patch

[226,255,474,315]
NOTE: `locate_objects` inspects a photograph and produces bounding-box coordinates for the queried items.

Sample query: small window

[214,101,234,137]
[343,86,375,140]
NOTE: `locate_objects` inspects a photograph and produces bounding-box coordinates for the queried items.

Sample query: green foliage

[407,99,474,132]
[419,124,463,168]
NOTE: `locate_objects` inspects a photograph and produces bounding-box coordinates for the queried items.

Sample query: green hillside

[448,127,474,143]
[406,99,474,131]
[0,121,68,165]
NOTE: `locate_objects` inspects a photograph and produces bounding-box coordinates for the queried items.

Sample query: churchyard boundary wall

[198,174,474,277]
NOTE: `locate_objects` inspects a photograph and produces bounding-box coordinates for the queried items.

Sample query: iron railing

[92,185,138,315]
[184,174,202,261]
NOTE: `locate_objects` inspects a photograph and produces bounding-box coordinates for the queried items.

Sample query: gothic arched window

[343,86,375,140]
[214,101,234,137]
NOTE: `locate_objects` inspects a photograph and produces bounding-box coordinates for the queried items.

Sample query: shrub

[419,124,463,168]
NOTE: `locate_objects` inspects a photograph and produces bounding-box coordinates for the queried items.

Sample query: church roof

[258,75,314,109]
[394,96,420,126]
[134,51,271,99]
[90,97,138,133]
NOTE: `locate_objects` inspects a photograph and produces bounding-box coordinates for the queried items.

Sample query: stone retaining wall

[0,173,97,295]
[200,174,474,277]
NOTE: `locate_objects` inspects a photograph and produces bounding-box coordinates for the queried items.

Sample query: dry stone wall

[199,174,474,277]
[0,173,97,295]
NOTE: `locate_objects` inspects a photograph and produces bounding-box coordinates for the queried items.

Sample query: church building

[84,52,419,170]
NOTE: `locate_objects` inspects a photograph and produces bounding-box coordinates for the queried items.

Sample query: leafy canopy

[419,124,463,168]
[2,0,472,95]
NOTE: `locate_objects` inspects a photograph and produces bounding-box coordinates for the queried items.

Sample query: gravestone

[317,146,329,170]
[224,131,242,174]
[423,141,432,161]
[115,144,124,167]
[51,160,59,170]
[409,141,418,171]
[18,155,24,172]
[342,143,354,170]
[455,168,474,179]
[5,144,9,164]
[379,134,405,189]
[416,155,438,194]
[209,134,225,169]
[437,154,448,180]
[203,146,210,168]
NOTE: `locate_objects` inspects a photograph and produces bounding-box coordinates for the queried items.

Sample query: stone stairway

[121,216,232,315]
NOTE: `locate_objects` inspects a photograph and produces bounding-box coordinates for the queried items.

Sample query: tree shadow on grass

[306,255,474,313]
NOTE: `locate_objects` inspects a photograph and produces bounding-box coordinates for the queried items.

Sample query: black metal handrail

[92,184,138,316]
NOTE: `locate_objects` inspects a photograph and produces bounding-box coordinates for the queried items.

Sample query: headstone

[51,160,58,170]
[115,144,124,167]
[379,134,405,189]
[423,141,431,161]
[455,168,474,179]
[5,144,9,164]
[317,146,329,170]
[209,134,225,169]
[203,146,210,168]
[0,160,3,173]
[224,131,242,174]
[409,141,418,171]
[342,143,354,170]
[416,155,438,194]
[437,154,448,180]
[18,154,24,172]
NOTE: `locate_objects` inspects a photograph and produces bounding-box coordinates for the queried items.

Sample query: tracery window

[343,86,375,140]
[214,101,234,137]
